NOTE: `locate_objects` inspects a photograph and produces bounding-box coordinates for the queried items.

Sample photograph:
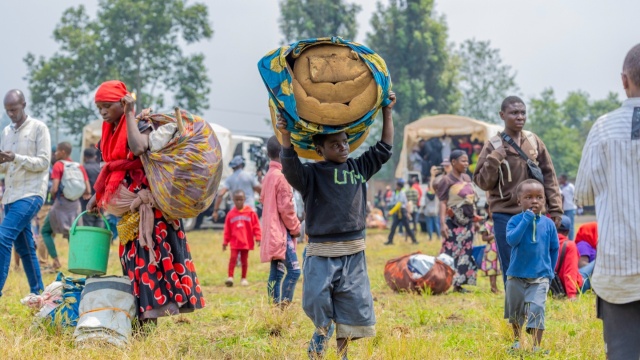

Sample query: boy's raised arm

[276,113,308,192]
[354,92,396,180]
[381,92,396,146]
[506,211,534,247]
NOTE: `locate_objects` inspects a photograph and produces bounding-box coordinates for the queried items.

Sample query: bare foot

[491,288,501,294]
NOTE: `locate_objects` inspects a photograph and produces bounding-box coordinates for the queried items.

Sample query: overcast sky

[1,0,638,136]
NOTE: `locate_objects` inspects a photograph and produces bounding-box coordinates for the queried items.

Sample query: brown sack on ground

[384,252,454,295]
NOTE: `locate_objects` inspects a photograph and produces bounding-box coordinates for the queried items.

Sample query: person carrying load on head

[86,80,205,327]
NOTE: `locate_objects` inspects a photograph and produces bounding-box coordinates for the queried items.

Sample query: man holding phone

[0,89,51,297]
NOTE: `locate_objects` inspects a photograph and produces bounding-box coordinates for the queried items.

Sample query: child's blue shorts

[302,250,376,339]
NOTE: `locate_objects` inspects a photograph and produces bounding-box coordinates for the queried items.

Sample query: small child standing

[223,189,261,287]
[480,204,501,293]
[505,179,559,354]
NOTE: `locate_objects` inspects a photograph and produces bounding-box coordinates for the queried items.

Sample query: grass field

[0,225,604,359]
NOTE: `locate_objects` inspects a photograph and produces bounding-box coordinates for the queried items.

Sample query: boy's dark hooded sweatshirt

[280,141,392,243]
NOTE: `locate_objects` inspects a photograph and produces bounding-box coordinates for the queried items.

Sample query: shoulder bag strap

[501,133,532,162]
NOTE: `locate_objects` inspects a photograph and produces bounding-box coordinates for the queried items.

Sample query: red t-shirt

[223,206,262,250]
[51,158,89,181]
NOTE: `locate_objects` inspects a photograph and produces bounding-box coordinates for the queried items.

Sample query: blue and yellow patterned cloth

[258,36,392,159]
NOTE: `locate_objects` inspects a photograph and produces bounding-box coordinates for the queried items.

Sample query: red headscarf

[575,222,598,249]
[93,80,144,206]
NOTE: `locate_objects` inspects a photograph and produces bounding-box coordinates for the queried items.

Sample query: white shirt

[222,169,260,209]
[0,116,51,205]
[574,97,640,303]
[560,182,576,211]
[390,189,407,209]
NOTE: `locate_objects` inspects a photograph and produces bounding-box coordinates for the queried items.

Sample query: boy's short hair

[57,142,72,155]
[266,136,281,160]
[516,179,544,197]
[232,189,245,197]
[623,43,640,87]
[312,131,348,148]
[501,96,525,112]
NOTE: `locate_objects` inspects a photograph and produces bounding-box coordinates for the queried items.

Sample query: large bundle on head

[258,36,392,160]
[139,108,223,221]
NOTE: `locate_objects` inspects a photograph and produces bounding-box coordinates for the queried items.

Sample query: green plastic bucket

[68,211,113,276]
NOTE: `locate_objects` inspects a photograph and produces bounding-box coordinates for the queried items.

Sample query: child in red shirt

[556,215,583,299]
[223,189,261,287]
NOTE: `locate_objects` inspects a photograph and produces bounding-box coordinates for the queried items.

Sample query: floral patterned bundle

[139,109,223,221]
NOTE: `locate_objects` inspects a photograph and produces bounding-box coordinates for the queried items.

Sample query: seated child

[575,222,597,268]
[223,190,261,287]
[278,92,396,359]
[505,179,559,354]
[556,216,584,299]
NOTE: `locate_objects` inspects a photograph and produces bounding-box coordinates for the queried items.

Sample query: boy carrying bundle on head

[505,179,559,354]
[277,92,396,360]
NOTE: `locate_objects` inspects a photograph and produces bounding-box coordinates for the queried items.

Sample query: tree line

[279,0,619,178]
[25,0,619,178]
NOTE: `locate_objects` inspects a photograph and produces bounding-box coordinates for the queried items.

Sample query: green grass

[0,228,604,359]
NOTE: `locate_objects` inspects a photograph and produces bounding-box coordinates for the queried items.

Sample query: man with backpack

[473,96,563,286]
[41,142,91,270]
[80,148,102,228]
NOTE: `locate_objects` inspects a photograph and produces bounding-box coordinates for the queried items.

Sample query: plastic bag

[139,109,223,220]
[407,254,435,279]
[21,273,85,327]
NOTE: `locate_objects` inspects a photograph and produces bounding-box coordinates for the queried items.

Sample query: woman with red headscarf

[87,80,204,325]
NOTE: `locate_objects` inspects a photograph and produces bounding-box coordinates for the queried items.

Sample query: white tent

[395,114,503,178]
[81,119,103,163]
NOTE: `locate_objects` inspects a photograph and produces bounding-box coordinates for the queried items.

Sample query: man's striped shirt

[574,97,640,303]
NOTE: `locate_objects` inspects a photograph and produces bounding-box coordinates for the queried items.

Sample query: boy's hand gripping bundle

[258,36,392,159]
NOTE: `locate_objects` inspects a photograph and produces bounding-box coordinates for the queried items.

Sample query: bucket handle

[70,210,112,236]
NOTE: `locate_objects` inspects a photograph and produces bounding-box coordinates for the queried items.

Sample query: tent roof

[403,114,502,140]
[395,114,503,178]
